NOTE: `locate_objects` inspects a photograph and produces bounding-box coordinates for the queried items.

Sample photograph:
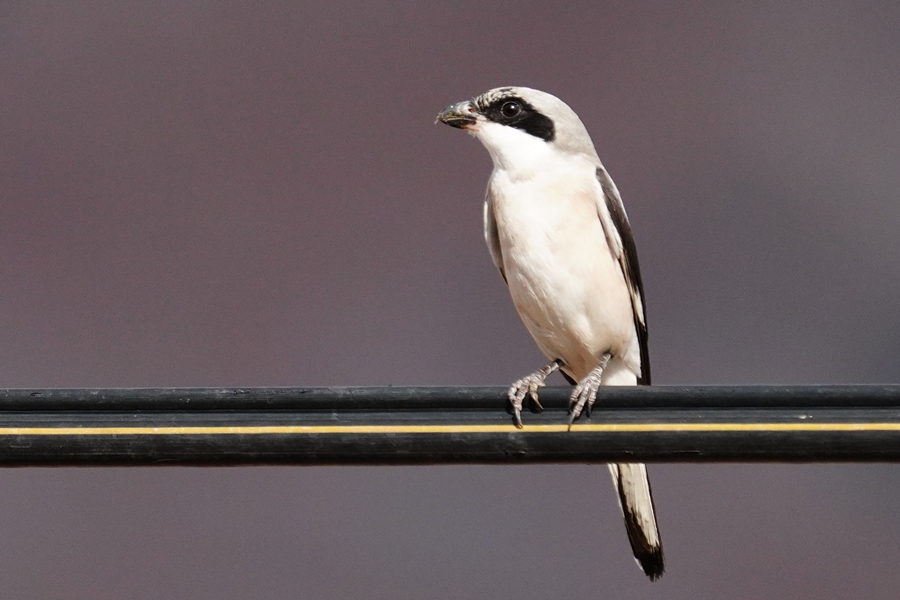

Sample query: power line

[1,386,898,466]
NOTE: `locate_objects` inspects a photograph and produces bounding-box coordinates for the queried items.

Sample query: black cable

[0,386,898,466]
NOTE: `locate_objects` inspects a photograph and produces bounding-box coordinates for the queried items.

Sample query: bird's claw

[567,372,601,429]
[508,374,546,429]
[567,354,610,430]
[508,362,560,428]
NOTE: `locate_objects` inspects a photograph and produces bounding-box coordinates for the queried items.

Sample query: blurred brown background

[2,1,900,597]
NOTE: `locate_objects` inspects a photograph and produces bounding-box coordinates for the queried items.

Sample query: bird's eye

[500,101,521,118]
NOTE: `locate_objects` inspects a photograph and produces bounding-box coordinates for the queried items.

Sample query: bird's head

[437,86,599,171]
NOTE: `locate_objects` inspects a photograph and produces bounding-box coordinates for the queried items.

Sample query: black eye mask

[479,96,556,142]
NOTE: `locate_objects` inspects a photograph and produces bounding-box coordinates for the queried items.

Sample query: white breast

[487,159,640,381]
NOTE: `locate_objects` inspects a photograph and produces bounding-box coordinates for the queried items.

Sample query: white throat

[472,121,560,179]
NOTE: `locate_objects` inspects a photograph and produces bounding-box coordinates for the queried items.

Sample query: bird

[437,87,663,580]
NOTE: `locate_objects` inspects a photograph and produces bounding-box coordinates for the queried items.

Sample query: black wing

[483,190,507,283]
[596,167,651,385]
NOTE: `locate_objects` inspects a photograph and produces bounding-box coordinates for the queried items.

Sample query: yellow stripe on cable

[0,422,897,436]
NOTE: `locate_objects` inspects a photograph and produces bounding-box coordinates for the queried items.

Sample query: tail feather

[608,463,664,580]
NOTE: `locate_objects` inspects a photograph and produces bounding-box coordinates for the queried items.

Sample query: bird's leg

[568,352,612,429]
[508,359,562,428]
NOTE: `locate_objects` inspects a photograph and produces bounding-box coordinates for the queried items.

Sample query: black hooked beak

[436,101,477,129]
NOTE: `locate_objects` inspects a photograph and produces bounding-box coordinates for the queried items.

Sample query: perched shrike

[437,87,663,580]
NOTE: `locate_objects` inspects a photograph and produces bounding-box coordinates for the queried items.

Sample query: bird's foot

[508,360,561,428]
[568,353,612,429]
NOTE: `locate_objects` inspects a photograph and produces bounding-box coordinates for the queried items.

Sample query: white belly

[489,167,639,381]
